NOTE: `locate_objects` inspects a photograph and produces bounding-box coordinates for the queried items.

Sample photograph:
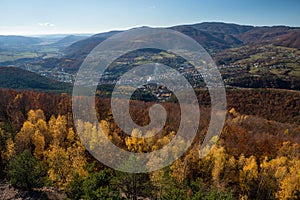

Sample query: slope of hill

[0,36,42,47]
[190,22,254,34]
[273,30,300,49]
[235,26,297,46]
[51,22,299,72]
[16,22,299,91]
[170,25,241,50]
[38,31,122,73]
[48,35,88,48]
[0,67,71,93]
[174,23,300,50]
[64,31,122,56]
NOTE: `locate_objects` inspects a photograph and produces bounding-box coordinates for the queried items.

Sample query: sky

[0,0,300,35]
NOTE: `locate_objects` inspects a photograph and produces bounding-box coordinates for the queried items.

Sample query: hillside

[42,22,300,74]
[64,30,122,56]
[48,35,88,48]
[189,22,254,34]
[0,36,42,47]
[170,25,242,50]
[1,22,299,91]
[0,67,71,93]
[63,22,300,56]
[0,87,300,199]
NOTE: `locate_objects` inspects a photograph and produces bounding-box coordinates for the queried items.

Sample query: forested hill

[0,67,71,93]
[56,22,300,73]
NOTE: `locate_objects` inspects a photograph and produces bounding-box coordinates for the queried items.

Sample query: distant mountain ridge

[0,35,42,47]
[52,22,300,73]
[188,22,254,34]
[172,22,300,49]
[48,35,88,48]
[0,22,299,92]
[1,22,299,73]
[64,22,300,56]
[64,30,122,56]
[169,25,243,50]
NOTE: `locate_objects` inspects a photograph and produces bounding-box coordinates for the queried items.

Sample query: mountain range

[0,22,300,91]
[64,22,300,54]
[45,22,300,73]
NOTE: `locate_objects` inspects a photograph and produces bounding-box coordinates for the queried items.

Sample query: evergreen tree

[7,150,48,190]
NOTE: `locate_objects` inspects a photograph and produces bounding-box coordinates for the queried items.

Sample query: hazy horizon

[1,0,300,36]
[1,21,300,37]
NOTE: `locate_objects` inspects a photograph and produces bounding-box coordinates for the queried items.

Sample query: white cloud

[38,22,55,27]
[148,5,156,9]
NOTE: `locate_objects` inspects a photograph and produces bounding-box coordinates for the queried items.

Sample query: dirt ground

[0,182,66,200]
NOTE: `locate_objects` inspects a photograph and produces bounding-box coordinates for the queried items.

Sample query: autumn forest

[0,88,299,199]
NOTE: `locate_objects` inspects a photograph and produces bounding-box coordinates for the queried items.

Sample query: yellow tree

[14,109,48,157]
[35,118,50,147]
[169,158,186,185]
[15,121,35,153]
[32,130,45,160]
[211,145,227,189]
[223,155,238,189]
[258,156,287,199]
[67,128,88,178]
[46,144,72,189]
[49,115,67,146]
[276,158,300,199]
[239,155,258,198]
[27,109,45,124]
[3,138,15,161]
[46,127,87,190]
[125,128,146,153]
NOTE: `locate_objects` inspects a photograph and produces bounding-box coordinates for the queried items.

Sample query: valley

[0,21,300,200]
[1,22,299,92]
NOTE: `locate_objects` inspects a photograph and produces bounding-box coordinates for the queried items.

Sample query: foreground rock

[0,183,66,200]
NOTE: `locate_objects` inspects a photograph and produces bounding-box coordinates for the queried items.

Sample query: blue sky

[0,0,300,35]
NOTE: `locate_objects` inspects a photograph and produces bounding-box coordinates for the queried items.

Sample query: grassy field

[0,47,60,62]
[0,51,39,62]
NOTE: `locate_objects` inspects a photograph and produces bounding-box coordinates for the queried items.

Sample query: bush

[161,187,187,200]
[66,173,84,200]
[83,169,122,200]
[7,150,48,190]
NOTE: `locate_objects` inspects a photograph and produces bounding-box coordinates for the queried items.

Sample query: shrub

[7,150,48,190]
